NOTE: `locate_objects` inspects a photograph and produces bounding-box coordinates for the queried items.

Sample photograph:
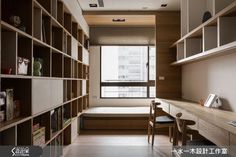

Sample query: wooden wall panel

[155,12,181,99]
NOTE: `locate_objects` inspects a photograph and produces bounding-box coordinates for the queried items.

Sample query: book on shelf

[33,126,46,147]
[42,19,46,43]
[6,89,14,121]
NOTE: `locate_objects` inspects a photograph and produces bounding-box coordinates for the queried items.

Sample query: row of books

[0,89,20,123]
[33,123,46,147]
[51,108,62,135]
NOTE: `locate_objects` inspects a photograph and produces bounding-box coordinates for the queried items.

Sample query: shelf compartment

[66,34,72,56]
[63,80,67,102]
[52,52,63,77]
[66,80,72,101]
[78,98,83,113]
[71,37,78,60]
[215,0,236,14]
[50,107,62,137]
[33,111,51,144]
[203,26,218,51]
[185,38,203,57]
[78,29,84,45]
[72,22,78,39]
[57,1,64,25]
[72,80,78,99]
[52,26,63,51]
[2,0,33,35]
[63,57,72,78]
[33,7,43,40]
[63,124,71,145]
[72,61,78,78]
[82,96,87,110]
[33,44,51,77]
[78,46,83,62]
[72,100,78,117]
[1,30,17,75]
[42,15,51,45]
[36,0,51,14]
[1,78,32,118]
[17,119,32,145]
[219,16,236,46]
[18,36,32,76]
[63,103,71,127]
[64,13,72,33]
[0,126,16,145]
[78,63,83,79]
[51,0,58,19]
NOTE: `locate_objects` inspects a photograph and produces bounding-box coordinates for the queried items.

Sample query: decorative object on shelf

[9,15,26,32]
[33,58,43,76]
[13,100,20,119]
[6,89,14,121]
[1,68,13,75]
[0,92,6,106]
[202,11,212,23]
[0,111,5,123]
[9,15,21,27]
[199,99,204,106]
[17,57,30,75]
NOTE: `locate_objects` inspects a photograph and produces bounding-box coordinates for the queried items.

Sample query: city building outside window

[101,46,156,98]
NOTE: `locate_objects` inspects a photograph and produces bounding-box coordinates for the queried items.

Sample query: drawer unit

[230,133,236,156]
[199,119,229,146]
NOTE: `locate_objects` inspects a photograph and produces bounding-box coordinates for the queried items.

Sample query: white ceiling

[78,0,180,11]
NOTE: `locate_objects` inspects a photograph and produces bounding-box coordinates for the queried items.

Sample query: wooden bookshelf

[172,1,236,65]
[0,0,89,156]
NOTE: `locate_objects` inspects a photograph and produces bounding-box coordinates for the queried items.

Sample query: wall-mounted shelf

[172,0,236,65]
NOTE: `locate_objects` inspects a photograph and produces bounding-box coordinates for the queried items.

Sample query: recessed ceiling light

[161,4,167,7]
[89,3,98,7]
[142,7,148,10]
[112,18,126,22]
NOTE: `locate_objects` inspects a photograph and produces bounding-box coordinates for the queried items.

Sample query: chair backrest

[175,112,184,133]
[149,100,162,123]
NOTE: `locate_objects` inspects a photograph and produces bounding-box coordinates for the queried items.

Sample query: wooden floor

[63,130,173,157]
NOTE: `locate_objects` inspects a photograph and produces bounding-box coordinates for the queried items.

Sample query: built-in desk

[156,98,236,148]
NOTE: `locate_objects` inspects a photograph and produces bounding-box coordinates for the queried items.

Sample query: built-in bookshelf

[172,0,236,65]
[0,0,89,156]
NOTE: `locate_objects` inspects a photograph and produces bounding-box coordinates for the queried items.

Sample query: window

[101,46,156,98]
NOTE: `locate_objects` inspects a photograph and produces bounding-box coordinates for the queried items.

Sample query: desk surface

[156,98,236,134]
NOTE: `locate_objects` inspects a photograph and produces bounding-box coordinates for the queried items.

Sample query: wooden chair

[173,112,214,146]
[148,100,175,146]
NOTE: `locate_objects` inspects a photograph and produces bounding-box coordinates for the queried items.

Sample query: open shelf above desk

[171,0,236,65]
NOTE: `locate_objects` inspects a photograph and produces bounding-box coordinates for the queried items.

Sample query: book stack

[33,123,46,147]
[51,108,62,135]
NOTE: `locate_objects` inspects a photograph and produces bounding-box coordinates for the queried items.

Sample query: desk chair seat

[156,116,174,123]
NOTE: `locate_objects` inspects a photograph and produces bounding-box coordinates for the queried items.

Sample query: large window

[101,46,156,98]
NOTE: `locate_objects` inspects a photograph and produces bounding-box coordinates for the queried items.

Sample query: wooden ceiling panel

[84,15,155,26]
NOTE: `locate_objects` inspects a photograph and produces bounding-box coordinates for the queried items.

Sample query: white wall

[89,46,152,107]
[62,0,89,36]
[182,52,236,112]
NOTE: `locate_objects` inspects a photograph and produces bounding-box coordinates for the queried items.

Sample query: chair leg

[169,127,172,143]
[151,127,155,146]
[148,125,151,143]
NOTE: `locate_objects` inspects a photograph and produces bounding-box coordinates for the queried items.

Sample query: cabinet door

[51,79,63,106]
[32,79,51,115]
[230,133,236,156]
[199,119,229,146]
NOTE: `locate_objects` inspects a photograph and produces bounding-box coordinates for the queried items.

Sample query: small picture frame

[204,94,217,108]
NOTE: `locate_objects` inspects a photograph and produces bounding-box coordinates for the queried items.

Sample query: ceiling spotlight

[161,4,167,7]
[112,18,126,22]
[89,3,98,7]
[142,7,148,10]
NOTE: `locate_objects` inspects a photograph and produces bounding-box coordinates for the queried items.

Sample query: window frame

[100,45,156,99]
